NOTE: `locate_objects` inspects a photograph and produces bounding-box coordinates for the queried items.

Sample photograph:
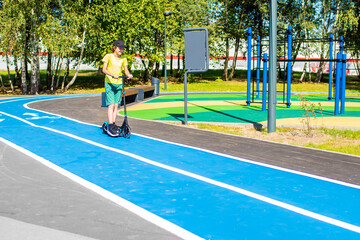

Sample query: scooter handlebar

[113,75,129,80]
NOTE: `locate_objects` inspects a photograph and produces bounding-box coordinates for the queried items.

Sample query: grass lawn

[1,69,359,95]
[184,123,360,156]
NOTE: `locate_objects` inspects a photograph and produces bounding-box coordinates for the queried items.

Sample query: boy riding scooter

[101,39,133,137]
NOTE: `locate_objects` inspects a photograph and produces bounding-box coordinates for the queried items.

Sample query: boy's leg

[105,82,122,124]
[107,104,118,123]
[112,84,122,124]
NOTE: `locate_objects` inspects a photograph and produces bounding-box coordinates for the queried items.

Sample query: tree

[0,0,26,92]
[214,0,267,81]
[0,0,49,94]
[336,0,359,77]
[84,0,214,83]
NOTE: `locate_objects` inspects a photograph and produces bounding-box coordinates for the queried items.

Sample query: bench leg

[101,92,107,107]
[137,89,144,101]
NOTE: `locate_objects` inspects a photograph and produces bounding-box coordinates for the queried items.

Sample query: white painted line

[23,112,61,120]
[0,98,31,104]
[0,136,203,240]
[23,112,39,116]
[1,110,360,234]
[135,133,360,190]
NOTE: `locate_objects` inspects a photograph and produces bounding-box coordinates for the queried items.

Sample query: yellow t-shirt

[102,53,128,84]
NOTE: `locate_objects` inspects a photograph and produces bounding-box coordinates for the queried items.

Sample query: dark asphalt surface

[1,94,359,240]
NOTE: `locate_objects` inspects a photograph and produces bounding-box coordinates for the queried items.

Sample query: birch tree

[64,0,91,91]
[0,0,25,92]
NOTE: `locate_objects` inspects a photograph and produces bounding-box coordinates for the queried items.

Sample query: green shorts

[105,82,123,106]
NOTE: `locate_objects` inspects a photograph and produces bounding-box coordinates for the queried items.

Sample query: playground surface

[0,94,359,240]
[123,93,360,129]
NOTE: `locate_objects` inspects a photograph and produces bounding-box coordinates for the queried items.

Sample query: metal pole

[246,27,252,106]
[256,36,261,99]
[286,25,292,108]
[164,16,167,91]
[268,0,277,133]
[340,36,344,55]
[184,71,188,124]
[335,53,341,115]
[328,34,333,100]
[340,54,347,114]
[262,53,268,111]
[339,36,343,100]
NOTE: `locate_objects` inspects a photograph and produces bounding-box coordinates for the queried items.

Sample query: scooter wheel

[102,122,108,134]
[122,126,131,139]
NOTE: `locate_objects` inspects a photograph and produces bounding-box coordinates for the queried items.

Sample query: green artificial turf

[121,94,360,123]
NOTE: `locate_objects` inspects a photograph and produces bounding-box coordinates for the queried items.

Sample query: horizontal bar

[277,59,339,62]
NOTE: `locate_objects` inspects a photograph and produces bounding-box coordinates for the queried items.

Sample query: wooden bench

[101,88,138,107]
[101,85,155,107]
[130,86,155,101]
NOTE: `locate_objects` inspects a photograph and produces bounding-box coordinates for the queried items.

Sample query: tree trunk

[154,62,159,78]
[13,54,20,87]
[30,36,39,95]
[0,75,6,93]
[305,29,311,82]
[20,53,27,94]
[315,43,326,83]
[170,54,173,75]
[36,47,41,91]
[46,51,52,90]
[144,61,155,83]
[229,37,240,80]
[299,62,307,83]
[176,50,181,78]
[23,21,31,87]
[5,51,14,91]
[65,29,86,91]
[61,58,70,90]
[229,7,244,80]
[222,0,229,81]
[291,39,302,82]
[56,56,63,89]
[51,56,61,92]
[30,56,38,94]
[315,62,325,83]
[182,53,185,70]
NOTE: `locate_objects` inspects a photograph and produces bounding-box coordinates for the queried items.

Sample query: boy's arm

[124,65,133,79]
[102,62,118,79]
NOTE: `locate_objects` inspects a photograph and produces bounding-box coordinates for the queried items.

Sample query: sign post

[183,28,209,125]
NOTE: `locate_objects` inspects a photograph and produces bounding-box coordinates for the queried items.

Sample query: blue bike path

[0,95,359,240]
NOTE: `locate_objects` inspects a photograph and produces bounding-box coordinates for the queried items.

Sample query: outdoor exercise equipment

[183,28,209,125]
[246,27,288,109]
[246,26,348,116]
[102,76,131,138]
